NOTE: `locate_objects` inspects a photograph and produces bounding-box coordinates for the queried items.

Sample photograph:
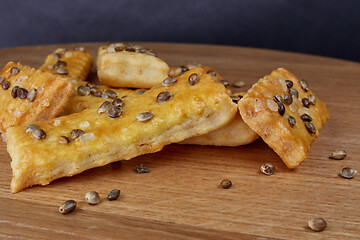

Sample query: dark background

[1,0,359,62]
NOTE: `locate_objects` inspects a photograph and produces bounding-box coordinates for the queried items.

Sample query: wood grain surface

[0,43,359,240]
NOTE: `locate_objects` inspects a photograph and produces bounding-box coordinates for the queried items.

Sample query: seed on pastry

[32,128,46,140]
[136,90,146,95]
[70,129,84,139]
[56,68,68,75]
[287,115,296,127]
[107,189,121,201]
[59,200,76,214]
[156,91,172,102]
[53,53,62,60]
[137,112,153,122]
[1,80,10,90]
[162,77,177,87]
[27,88,37,102]
[26,124,39,134]
[302,98,310,108]
[11,86,19,98]
[285,80,293,88]
[289,88,299,98]
[10,67,19,75]
[207,70,216,77]
[97,101,111,114]
[85,191,101,205]
[112,98,123,107]
[125,47,136,52]
[232,81,245,88]
[301,114,312,122]
[300,79,309,92]
[260,163,276,175]
[58,136,70,144]
[0,76,3,84]
[218,80,229,87]
[92,90,102,97]
[304,122,316,134]
[114,46,124,52]
[188,73,199,85]
[107,106,122,118]
[329,150,347,160]
[77,85,91,96]
[230,95,241,104]
[273,95,283,103]
[309,94,317,105]
[17,88,28,99]
[278,102,285,116]
[53,60,67,69]
[340,167,357,179]
[86,82,95,88]
[283,93,293,105]
[105,90,117,99]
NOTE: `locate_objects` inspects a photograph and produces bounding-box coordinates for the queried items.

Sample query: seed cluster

[77,83,118,99]
[108,43,157,57]
[98,99,123,118]
[26,124,46,140]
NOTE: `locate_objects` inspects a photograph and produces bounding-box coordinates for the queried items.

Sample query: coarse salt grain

[79,121,90,129]
[80,133,94,142]
[14,111,21,117]
[53,120,61,126]
[1,133,6,143]
[278,76,287,92]
[266,99,278,112]
[254,98,263,113]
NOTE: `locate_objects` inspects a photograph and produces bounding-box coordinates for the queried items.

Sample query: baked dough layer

[238,68,329,168]
[97,43,170,88]
[6,67,237,192]
[0,62,74,132]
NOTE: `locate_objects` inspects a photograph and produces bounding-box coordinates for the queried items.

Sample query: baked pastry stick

[238,68,329,168]
[39,47,93,82]
[97,43,170,88]
[6,67,237,193]
[182,93,259,146]
[0,62,74,132]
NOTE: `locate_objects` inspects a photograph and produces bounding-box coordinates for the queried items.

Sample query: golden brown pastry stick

[39,47,93,82]
[0,62,74,132]
[6,67,237,193]
[238,68,329,168]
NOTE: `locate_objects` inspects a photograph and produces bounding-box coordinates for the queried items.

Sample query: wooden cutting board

[0,43,359,240]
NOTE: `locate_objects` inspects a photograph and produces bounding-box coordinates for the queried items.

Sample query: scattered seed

[125,47,135,52]
[17,88,28,99]
[107,189,121,201]
[309,94,317,105]
[260,163,277,175]
[10,67,19,75]
[53,60,67,69]
[104,90,117,99]
[340,167,357,179]
[59,200,77,214]
[278,103,285,116]
[11,86,19,98]
[136,90,146,94]
[58,136,70,144]
[232,81,245,88]
[220,179,232,189]
[112,98,123,107]
[283,93,293,105]
[289,88,299,98]
[85,191,101,205]
[230,95,241,104]
[56,68,68,75]
[273,95,283,104]
[188,73,200,85]
[32,128,46,140]
[329,150,347,160]
[300,79,309,92]
[285,80,293,88]
[156,91,172,102]
[26,124,39,134]
[308,218,327,232]
[27,88,37,102]
[301,114,312,122]
[70,129,84,139]
[305,122,316,134]
[287,115,296,127]
[136,165,150,173]
[302,98,310,108]
[77,86,90,96]
[162,77,177,87]
[137,112,153,122]
[1,80,10,90]
[107,106,122,118]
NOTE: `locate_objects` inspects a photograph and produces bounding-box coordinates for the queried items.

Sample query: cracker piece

[6,67,237,192]
[238,68,329,168]
[97,43,170,88]
[0,62,74,132]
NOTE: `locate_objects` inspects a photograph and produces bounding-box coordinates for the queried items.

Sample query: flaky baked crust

[39,48,93,81]
[6,67,237,193]
[238,68,329,168]
[0,62,74,132]
[97,43,170,88]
